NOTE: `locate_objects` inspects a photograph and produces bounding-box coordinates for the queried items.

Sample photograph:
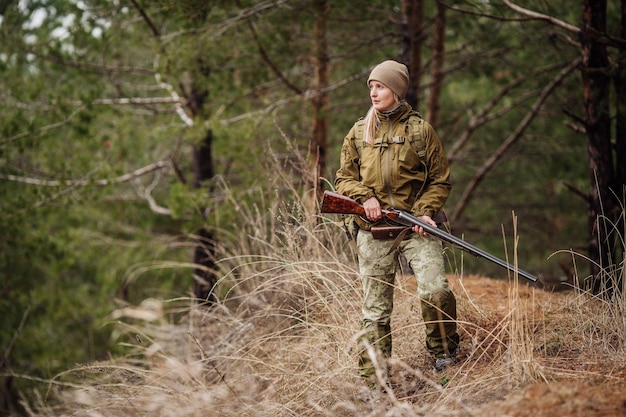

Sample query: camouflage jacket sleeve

[411,122,452,218]
[334,123,376,203]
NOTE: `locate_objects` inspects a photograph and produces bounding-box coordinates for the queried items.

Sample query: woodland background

[0,0,624,415]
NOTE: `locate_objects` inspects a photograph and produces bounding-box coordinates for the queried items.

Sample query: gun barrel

[321,191,538,283]
[394,211,537,282]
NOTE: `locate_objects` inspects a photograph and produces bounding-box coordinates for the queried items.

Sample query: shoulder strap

[407,114,426,158]
[355,118,366,138]
[354,114,425,157]
[354,118,366,158]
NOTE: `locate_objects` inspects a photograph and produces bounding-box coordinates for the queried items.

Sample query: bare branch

[450,57,581,223]
[26,49,156,76]
[447,62,568,161]
[91,97,183,106]
[142,191,171,215]
[564,120,586,135]
[160,0,293,42]
[128,0,196,127]
[502,0,580,34]
[1,96,183,147]
[219,72,367,125]
[235,0,303,95]
[0,109,82,146]
[155,72,194,127]
[563,181,590,203]
[133,169,173,216]
[502,0,626,48]
[130,0,161,38]
[0,160,170,187]
[0,306,30,369]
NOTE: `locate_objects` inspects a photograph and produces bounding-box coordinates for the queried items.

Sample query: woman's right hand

[363,197,382,221]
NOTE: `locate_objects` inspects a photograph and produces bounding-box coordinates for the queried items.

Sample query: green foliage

[0,193,102,396]
[0,0,607,409]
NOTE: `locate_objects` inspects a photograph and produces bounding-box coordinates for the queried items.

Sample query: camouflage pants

[356,229,459,379]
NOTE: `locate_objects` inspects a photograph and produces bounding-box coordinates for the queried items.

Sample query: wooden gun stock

[319,190,399,221]
[320,190,538,283]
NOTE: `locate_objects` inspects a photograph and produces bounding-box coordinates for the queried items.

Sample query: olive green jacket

[335,102,451,229]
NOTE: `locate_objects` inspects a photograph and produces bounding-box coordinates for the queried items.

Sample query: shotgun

[320,190,537,283]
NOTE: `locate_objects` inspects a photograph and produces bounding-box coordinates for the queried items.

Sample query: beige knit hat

[367,60,410,99]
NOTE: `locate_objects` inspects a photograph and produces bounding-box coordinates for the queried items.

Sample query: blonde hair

[362,93,401,144]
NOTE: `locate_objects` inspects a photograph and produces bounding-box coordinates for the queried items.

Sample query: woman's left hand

[412,215,437,237]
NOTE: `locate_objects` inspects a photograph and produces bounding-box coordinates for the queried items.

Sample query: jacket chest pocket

[359,146,381,185]
[398,138,420,166]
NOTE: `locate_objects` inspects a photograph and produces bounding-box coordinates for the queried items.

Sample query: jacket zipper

[384,117,396,208]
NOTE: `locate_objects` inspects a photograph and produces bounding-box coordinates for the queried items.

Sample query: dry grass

[19,148,626,416]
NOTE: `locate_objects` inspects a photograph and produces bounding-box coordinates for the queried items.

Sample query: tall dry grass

[20,140,626,416]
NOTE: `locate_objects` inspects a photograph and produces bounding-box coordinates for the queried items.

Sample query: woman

[335,60,459,384]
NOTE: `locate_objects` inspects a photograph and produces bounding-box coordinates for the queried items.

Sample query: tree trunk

[1,374,17,417]
[188,60,219,304]
[192,226,218,304]
[426,0,446,126]
[132,0,219,304]
[192,129,218,304]
[581,0,615,294]
[192,131,214,188]
[615,0,626,199]
[400,0,424,110]
[610,0,626,293]
[310,0,329,198]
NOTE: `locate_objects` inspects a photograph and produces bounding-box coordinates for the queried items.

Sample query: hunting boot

[358,321,392,387]
[420,288,459,370]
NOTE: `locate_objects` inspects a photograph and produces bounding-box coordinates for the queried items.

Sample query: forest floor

[392,274,626,417]
[33,274,626,417]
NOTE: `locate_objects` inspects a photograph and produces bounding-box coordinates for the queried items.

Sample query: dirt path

[444,275,626,417]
